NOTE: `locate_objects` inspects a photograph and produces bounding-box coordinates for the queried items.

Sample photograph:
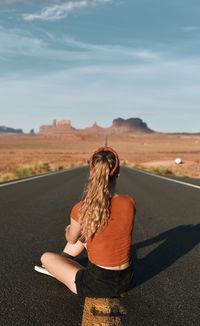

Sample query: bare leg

[41,252,86,294]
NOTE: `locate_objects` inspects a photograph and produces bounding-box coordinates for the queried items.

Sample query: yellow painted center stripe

[81,297,126,326]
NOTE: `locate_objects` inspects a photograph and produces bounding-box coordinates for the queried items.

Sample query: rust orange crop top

[70,195,136,267]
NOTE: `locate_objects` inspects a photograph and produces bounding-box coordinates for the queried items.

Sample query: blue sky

[0,0,200,133]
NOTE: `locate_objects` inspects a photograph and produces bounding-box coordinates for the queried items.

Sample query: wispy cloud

[0,26,161,71]
[23,0,112,21]
[0,27,43,53]
[0,0,25,3]
[0,27,89,63]
[181,25,200,32]
[1,58,200,133]
[62,36,162,61]
[62,36,161,60]
[0,0,55,4]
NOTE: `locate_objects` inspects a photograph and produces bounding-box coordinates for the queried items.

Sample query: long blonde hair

[78,149,120,242]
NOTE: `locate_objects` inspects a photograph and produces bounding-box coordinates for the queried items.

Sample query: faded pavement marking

[81,297,127,326]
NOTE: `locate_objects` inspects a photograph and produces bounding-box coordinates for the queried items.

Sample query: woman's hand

[65,225,71,232]
[65,225,71,241]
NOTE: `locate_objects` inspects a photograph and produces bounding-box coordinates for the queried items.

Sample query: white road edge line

[0,165,87,188]
[1,165,199,190]
[126,166,200,190]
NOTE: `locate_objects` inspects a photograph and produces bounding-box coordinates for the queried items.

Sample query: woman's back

[38,147,136,298]
[70,194,136,268]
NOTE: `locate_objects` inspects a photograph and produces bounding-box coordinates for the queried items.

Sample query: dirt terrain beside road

[0,133,199,182]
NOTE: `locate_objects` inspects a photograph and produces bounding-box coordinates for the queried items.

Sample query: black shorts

[75,258,134,298]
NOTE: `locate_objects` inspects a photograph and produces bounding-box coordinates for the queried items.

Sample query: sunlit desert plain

[0,132,199,183]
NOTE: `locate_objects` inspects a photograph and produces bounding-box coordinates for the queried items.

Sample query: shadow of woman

[129,224,200,288]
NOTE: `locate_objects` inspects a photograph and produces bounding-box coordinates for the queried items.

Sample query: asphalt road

[0,166,199,326]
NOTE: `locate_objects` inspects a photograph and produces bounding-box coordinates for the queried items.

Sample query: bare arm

[65,217,81,244]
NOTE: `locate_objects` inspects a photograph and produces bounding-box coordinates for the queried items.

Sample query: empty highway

[0,166,199,325]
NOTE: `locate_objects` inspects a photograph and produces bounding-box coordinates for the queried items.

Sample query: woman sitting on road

[38,146,136,298]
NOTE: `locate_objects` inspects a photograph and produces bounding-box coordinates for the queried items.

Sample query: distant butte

[38,118,154,135]
[0,125,23,134]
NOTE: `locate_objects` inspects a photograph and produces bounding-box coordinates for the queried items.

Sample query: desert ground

[0,132,199,182]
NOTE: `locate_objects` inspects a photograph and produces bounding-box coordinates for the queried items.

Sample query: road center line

[81,297,125,326]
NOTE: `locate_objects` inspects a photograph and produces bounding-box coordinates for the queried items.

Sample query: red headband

[89,146,120,177]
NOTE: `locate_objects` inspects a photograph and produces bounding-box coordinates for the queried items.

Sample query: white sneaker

[34,265,54,277]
